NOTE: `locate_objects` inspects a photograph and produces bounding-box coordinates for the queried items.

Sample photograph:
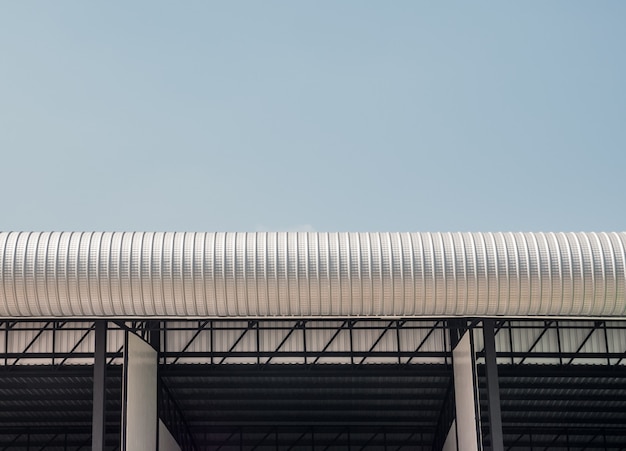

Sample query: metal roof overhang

[1,232,625,319]
[4,358,626,449]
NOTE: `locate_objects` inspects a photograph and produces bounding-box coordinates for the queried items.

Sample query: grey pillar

[122,331,158,451]
[452,327,480,451]
[92,321,107,450]
[438,322,480,451]
[483,319,504,451]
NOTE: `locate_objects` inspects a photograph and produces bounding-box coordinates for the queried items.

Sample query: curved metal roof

[0,232,624,318]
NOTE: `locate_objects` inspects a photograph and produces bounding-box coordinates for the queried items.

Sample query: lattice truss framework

[2,319,626,367]
[1,319,626,450]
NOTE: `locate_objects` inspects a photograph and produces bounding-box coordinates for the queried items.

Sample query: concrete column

[441,323,480,451]
[122,332,158,451]
[452,329,480,451]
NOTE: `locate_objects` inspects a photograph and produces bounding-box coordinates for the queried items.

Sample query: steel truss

[476,319,626,366]
[192,426,432,450]
[2,318,626,450]
[159,320,449,365]
[0,320,451,366]
[2,319,626,367]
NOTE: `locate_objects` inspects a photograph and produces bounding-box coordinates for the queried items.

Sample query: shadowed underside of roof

[0,232,625,318]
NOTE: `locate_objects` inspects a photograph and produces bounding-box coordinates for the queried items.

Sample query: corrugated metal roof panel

[1,232,625,318]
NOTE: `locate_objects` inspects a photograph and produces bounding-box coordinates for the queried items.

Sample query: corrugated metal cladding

[0,232,625,318]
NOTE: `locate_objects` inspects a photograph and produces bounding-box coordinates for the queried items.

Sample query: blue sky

[1,2,624,232]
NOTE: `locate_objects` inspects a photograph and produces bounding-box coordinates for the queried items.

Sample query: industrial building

[1,232,625,450]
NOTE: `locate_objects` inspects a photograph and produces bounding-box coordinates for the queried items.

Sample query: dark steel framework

[0,319,626,450]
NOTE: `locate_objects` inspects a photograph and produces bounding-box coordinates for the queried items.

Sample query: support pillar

[122,331,158,451]
[440,321,480,451]
[483,320,504,451]
[92,321,107,451]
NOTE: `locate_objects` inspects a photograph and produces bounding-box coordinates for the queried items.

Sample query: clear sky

[1,2,624,232]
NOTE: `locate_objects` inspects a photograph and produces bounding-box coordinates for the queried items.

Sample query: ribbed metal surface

[0,232,625,318]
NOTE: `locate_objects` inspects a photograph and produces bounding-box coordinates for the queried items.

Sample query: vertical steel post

[92,321,107,450]
[483,319,504,451]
